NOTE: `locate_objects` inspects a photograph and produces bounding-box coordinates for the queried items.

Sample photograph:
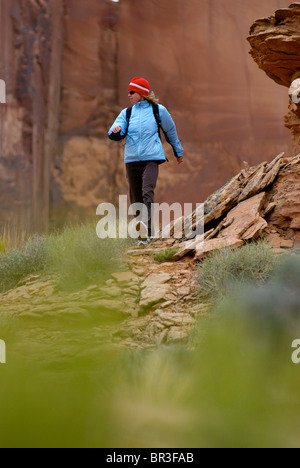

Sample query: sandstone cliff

[0,0,292,233]
[0,0,63,233]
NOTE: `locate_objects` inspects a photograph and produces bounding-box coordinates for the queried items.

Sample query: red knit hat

[128,77,151,97]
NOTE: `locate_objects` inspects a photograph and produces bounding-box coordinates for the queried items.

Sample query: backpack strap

[152,103,161,137]
[125,106,133,137]
[108,107,132,141]
[151,103,178,158]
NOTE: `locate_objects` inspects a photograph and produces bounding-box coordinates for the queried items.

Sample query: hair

[145,91,159,105]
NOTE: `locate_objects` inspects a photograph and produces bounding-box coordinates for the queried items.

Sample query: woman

[108,77,184,245]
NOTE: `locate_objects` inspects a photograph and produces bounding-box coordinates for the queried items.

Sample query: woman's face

[128,91,144,105]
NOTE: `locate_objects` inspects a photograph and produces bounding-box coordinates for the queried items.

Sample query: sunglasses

[128,90,136,95]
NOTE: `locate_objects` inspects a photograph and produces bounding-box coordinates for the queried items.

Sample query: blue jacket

[108,100,184,164]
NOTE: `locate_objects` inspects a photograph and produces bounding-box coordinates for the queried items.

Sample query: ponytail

[145,91,159,105]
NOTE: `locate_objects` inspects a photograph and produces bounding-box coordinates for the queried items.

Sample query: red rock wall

[116,0,291,207]
[0,0,292,232]
[0,0,63,233]
[52,0,126,226]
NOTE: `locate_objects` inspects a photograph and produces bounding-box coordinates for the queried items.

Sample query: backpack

[109,103,178,157]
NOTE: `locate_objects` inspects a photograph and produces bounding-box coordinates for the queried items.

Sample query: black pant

[126,161,159,237]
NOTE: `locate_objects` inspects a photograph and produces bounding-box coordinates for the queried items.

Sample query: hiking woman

[108,77,184,245]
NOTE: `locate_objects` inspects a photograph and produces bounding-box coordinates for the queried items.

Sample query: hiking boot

[137,237,152,247]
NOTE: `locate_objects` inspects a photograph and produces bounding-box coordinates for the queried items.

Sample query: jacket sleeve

[108,108,128,139]
[159,105,184,158]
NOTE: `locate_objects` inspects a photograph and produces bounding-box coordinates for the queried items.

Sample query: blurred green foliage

[1,228,300,448]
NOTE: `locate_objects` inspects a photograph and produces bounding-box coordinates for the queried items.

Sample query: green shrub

[196,240,276,302]
[150,247,178,263]
[218,253,300,333]
[0,223,132,293]
[0,235,47,292]
[45,223,131,290]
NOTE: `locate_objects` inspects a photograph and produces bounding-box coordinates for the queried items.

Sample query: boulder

[157,153,300,262]
[217,192,267,240]
[248,3,300,154]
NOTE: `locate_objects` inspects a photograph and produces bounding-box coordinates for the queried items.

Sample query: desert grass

[45,222,131,290]
[150,247,179,263]
[0,225,29,252]
[196,239,277,302]
[0,235,47,293]
[0,222,132,293]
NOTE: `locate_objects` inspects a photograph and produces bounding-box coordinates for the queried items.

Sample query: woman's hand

[112,126,122,134]
[177,157,184,165]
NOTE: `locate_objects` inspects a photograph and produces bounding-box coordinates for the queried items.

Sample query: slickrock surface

[0,255,203,350]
